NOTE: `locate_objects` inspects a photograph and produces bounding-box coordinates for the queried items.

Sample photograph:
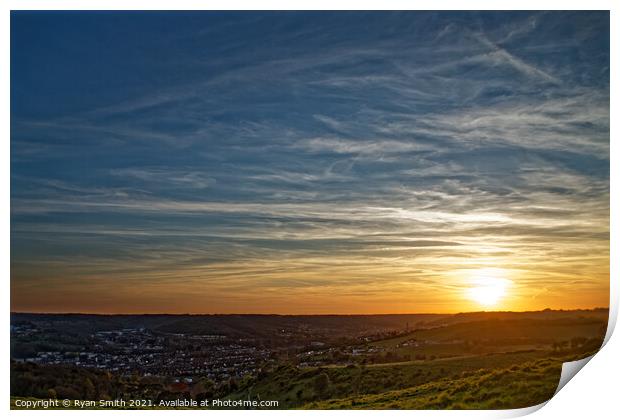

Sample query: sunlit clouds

[10,11,609,314]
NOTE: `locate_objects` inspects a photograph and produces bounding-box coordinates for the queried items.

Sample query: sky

[10,11,609,314]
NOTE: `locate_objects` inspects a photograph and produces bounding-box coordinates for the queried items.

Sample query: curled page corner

[603,295,618,347]
[554,355,595,396]
[494,352,601,418]
[495,401,548,418]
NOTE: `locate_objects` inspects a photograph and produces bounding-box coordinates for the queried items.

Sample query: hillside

[303,358,561,409]
[225,350,566,408]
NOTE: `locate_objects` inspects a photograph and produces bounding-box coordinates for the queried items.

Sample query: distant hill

[422,308,609,327]
[9,313,447,338]
[10,309,609,339]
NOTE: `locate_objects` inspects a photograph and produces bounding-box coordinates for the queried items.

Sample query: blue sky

[11,11,609,314]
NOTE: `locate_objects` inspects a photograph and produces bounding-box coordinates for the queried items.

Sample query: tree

[197,378,215,398]
[313,373,330,395]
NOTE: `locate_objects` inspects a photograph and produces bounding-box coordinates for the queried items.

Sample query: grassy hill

[225,350,563,408]
[303,358,561,409]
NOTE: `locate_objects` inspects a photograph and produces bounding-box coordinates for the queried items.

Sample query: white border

[3,2,617,420]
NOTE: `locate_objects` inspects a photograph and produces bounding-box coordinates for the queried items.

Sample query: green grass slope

[225,350,556,408]
[303,358,561,409]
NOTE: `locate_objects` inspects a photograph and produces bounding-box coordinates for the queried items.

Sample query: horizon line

[10,307,610,317]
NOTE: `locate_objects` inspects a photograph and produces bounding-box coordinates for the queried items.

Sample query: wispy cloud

[10,11,609,313]
[110,168,214,189]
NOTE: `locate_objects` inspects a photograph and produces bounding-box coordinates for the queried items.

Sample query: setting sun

[466,269,512,306]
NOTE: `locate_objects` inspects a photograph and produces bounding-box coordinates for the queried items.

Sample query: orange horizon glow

[8,306,610,316]
[11,246,610,314]
[11,257,610,315]
[11,279,610,316]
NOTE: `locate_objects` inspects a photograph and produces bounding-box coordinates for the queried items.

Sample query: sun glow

[466,269,512,307]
